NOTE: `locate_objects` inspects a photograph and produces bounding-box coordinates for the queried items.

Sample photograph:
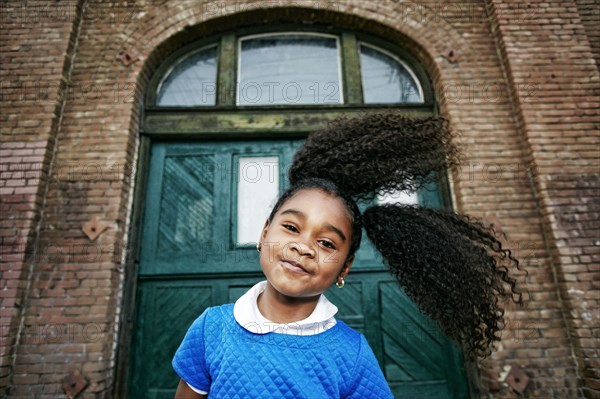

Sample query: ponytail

[282,111,525,359]
[362,204,525,359]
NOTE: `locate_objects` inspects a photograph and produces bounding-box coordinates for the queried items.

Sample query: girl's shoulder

[184,304,235,333]
[197,303,236,325]
[204,303,235,319]
[329,319,363,341]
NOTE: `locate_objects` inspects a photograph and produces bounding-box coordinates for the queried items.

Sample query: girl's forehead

[281,187,342,206]
[277,188,353,224]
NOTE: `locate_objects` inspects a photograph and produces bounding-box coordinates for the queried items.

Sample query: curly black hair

[289,112,463,200]
[273,111,524,360]
[362,204,524,359]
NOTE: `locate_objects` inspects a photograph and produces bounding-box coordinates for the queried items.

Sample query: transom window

[149,31,428,107]
[238,33,343,105]
[156,46,218,106]
[359,43,423,103]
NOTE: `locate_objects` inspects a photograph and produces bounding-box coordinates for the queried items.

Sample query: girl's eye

[319,240,336,250]
[282,224,336,249]
[282,224,298,232]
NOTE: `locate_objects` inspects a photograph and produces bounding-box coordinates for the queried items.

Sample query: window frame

[358,41,425,103]
[232,152,282,248]
[154,43,219,107]
[236,31,345,106]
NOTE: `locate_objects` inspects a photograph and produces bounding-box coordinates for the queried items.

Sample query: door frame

[112,25,479,398]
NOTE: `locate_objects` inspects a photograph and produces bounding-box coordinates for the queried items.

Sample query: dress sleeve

[172,309,212,393]
[345,334,394,399]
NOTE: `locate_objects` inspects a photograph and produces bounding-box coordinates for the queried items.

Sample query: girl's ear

[340,255,355,278]
[259,219,270,241]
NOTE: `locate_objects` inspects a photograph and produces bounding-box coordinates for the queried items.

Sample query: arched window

[156,45,218,106]
[148,31,427,108]
[359,42,423,103]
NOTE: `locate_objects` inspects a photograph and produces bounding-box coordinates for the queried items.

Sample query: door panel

[139,141,296,276]
[129,140,469,399]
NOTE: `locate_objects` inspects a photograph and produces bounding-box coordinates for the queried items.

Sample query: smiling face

[258,188,355,299]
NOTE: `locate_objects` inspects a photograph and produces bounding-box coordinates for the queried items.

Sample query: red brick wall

[0,1,84,397]
[1,1,597,398]
[486,0,600,397]
[575,0,600,68]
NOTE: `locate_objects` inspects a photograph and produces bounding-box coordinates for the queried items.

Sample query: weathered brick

[2,0,597,398]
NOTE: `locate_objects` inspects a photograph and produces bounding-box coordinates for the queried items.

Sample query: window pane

[156,46,217,106]
[237,157,279,245]
[377,190,419,205]
[238,34,342,105]
[158,156,215,252]
[360,44,423,103]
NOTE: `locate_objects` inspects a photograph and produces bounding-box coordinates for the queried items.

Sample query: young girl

[172,113,524,399]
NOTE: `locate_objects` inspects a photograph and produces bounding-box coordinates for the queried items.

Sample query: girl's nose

[288,240,316,258]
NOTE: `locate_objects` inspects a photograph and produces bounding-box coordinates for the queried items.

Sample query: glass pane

[238,34,342,105]
[377,190,419,205]
[237,157,279,245]
[360,44,423,103]
[158,156,215,252]
[156,46,217,106]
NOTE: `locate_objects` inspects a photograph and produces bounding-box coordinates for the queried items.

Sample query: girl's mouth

[280,260,310,274]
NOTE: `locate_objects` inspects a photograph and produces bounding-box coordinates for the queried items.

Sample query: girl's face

[258,188,355,299]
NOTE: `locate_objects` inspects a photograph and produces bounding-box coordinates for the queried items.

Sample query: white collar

[233,280,338,335]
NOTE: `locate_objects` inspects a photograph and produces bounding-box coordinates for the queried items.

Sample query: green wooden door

[128,140,469,399]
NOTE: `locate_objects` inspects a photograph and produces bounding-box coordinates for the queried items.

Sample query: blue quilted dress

[172,304,394,398]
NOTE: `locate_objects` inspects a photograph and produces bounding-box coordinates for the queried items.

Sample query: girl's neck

[257,283,320,324]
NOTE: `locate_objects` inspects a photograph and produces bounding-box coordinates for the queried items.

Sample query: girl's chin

[268,281,323,300]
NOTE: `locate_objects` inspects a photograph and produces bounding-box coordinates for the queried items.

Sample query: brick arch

[106,3,484,114]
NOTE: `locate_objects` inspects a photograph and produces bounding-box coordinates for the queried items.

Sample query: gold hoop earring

[336,277,345,289]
